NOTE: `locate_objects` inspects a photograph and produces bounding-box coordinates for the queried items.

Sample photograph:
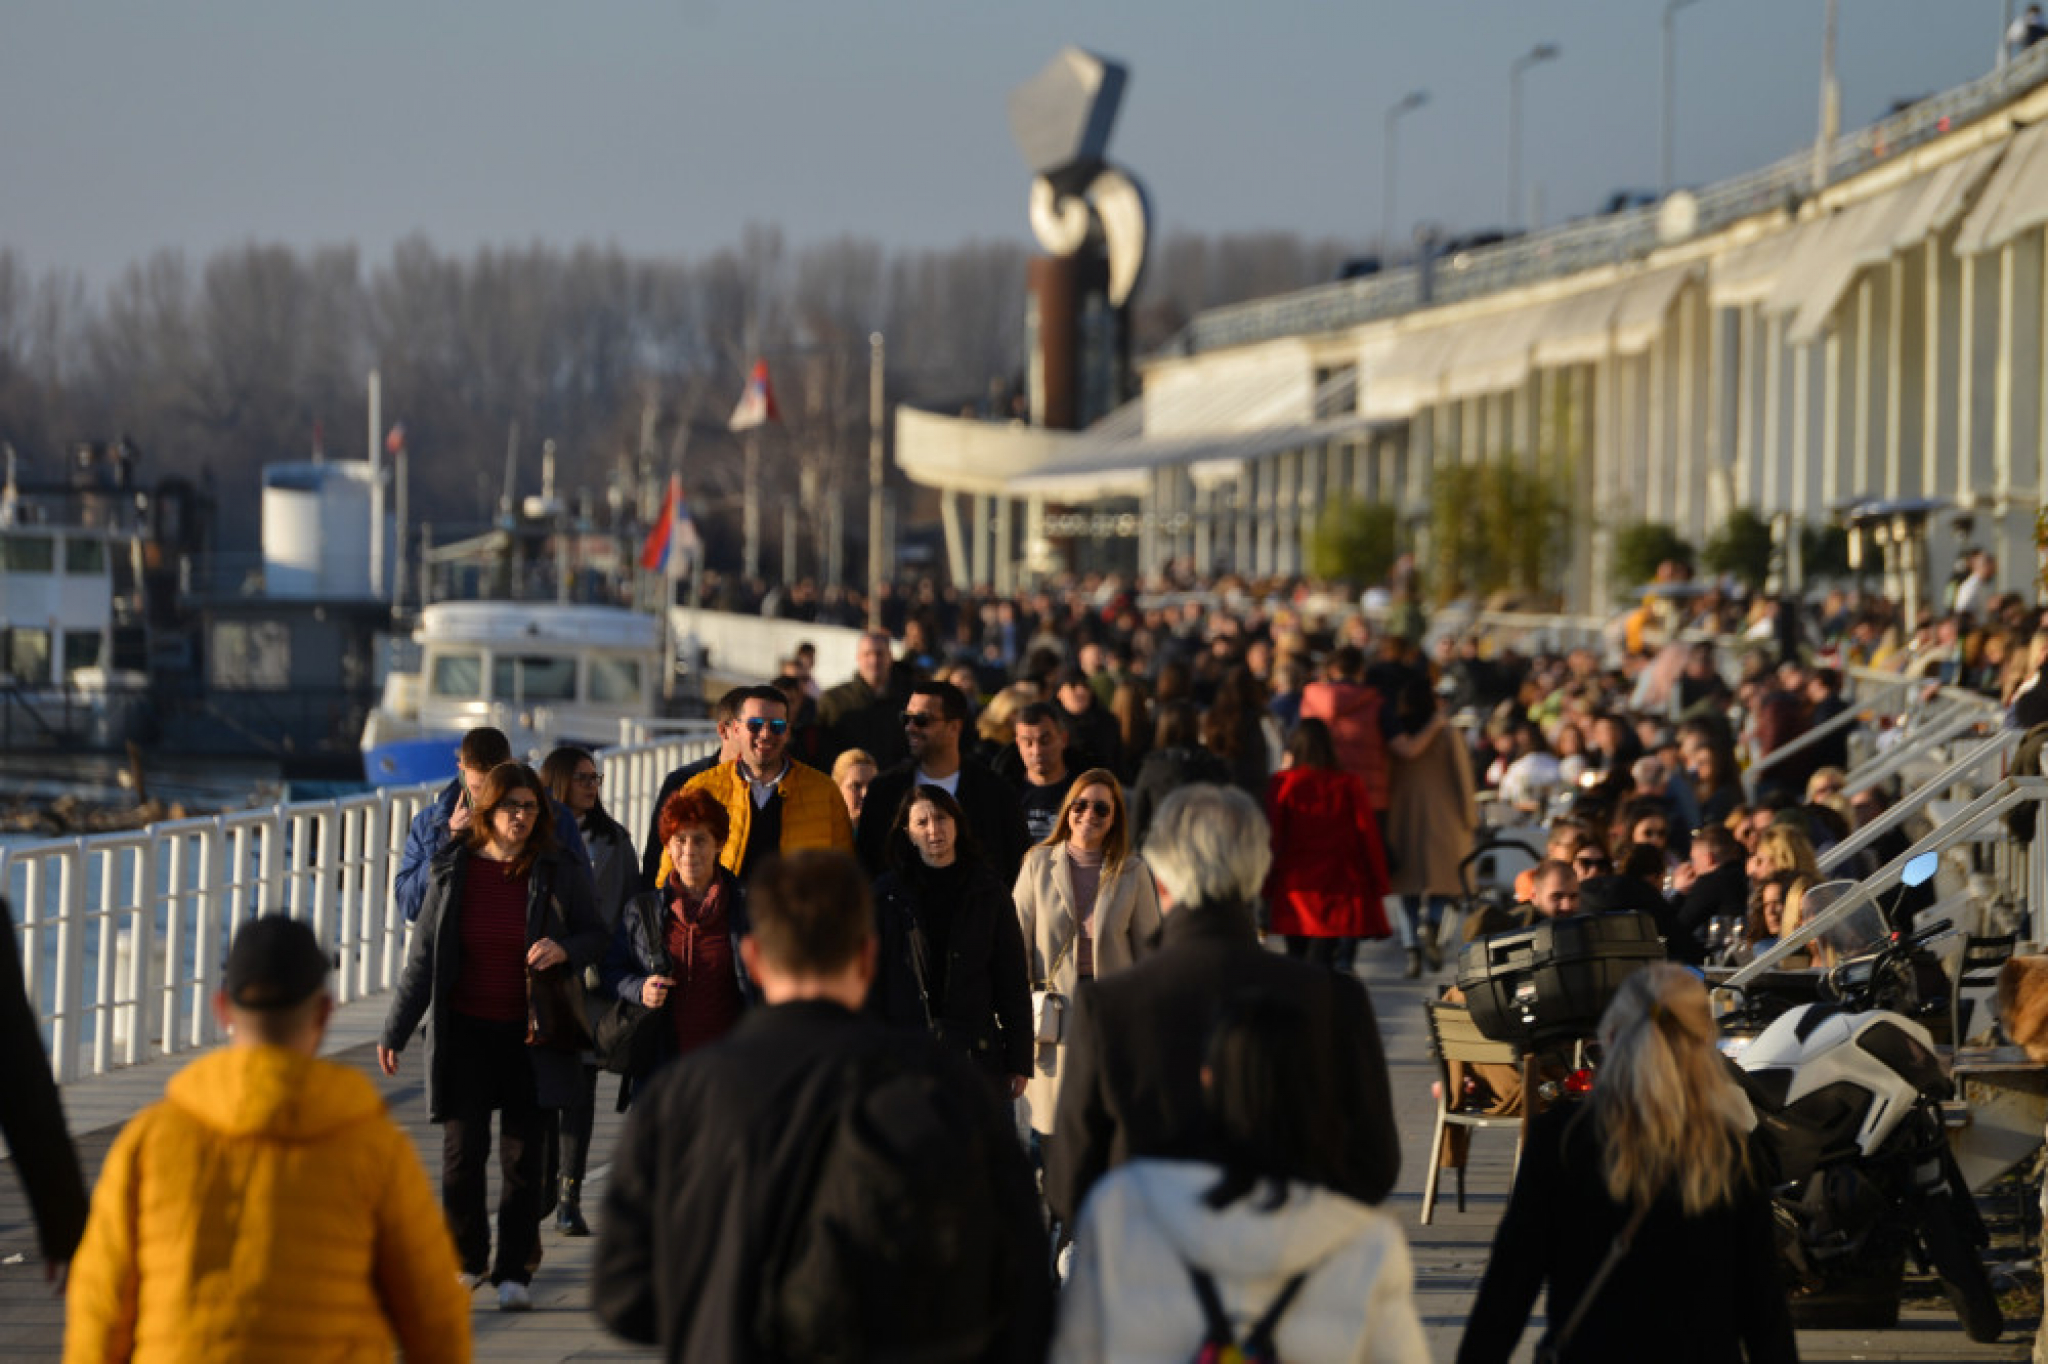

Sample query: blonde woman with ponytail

[1457,965,1797,1363]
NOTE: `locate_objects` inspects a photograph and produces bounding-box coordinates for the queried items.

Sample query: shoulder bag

[1532,1196,1653,1364]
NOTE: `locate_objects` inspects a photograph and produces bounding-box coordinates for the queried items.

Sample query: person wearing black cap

[67,916,470,1362]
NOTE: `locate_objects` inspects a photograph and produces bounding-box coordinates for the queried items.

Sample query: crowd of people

[17,555,2033,1361]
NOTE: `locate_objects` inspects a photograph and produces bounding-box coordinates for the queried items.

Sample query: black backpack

[754,1052,1013,1362]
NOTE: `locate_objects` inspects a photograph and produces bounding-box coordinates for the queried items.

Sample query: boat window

[587,655,643,704]
[430,652,484,699]
[64,631,103,675]
[1,536,55,573]
[5,628,52,686]
[63,538,107,575]
[494,655,577,702]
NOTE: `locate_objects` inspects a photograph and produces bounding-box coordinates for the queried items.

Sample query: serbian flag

[728,360,780,431]
[639,474,702,573]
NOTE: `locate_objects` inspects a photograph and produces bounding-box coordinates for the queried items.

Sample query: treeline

[0,228,1351,561]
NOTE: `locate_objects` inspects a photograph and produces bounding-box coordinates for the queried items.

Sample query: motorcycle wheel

[1917,1201,2003,1343]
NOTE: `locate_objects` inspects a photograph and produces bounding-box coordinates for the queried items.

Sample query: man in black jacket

[855,680,1030,885]
[1044,784,1401,1229]
[817,631,909,770]
[594,850,1049,1362]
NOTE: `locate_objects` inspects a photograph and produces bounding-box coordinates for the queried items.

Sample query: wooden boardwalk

[1,940,2036,1362]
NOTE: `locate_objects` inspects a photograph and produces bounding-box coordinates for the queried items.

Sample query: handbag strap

[1036,927,1078,992]
[1545,1196,1653,1358]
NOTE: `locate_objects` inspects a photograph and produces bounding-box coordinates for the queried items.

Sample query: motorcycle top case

[1456,911,1665,1046]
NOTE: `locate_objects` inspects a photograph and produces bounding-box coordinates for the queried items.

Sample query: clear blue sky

[0,0,2010,286]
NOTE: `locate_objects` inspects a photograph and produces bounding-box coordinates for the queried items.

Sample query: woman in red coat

[1266,717,1392,967]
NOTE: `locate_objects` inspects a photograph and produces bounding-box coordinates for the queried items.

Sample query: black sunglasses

[1069,799,1115,820]
[744,717,789,735]
[901,711,945,728]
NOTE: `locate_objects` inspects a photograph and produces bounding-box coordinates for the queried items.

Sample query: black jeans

[558,1062,599,1188]
[438,1013,545,1285]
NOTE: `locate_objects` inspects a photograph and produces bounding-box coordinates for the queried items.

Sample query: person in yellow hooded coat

[65,916,471,1364]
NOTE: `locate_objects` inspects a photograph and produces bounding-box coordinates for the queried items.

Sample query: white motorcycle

[1723,853,2002,1342]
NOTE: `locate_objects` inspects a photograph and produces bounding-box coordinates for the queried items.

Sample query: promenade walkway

[0,939,2033,1362]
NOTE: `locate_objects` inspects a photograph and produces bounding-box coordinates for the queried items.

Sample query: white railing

[1,731,715,1084]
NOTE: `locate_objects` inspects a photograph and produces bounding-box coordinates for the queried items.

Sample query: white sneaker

[457,1271,487,1292]
[497,1281,532,1312]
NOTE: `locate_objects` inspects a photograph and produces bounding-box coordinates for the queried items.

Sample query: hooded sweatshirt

[66,1046,470,1364]
[1050,1159,1428,1363]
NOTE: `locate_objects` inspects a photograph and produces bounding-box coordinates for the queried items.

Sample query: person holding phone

[678,686,852,884]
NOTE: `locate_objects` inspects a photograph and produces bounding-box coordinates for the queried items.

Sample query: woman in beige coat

[1385,674,1477,977]
[1013,768,1162,1142]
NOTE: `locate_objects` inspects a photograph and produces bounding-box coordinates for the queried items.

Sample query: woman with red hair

[599,787,756,1093]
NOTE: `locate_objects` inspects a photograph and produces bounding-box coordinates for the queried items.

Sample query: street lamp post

[1508,43,1561,229]
[867,332,887,623]
[1383,89,1428,261]
[1662,0,1702,197]
[1813,0,1840,191]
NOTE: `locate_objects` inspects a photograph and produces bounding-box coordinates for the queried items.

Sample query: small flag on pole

[728,360,780,432]
[385,422,407,455]
[639,474,701,574]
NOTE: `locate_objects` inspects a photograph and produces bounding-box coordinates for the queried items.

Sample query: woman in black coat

[1457,964,1795,1363]
[868,784,1033,1097]
[378,762,607,1308]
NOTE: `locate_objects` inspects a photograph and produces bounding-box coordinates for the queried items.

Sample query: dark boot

[555,1179,589,1237]
[1423,931,1444,973]
[1403,948,1422,979]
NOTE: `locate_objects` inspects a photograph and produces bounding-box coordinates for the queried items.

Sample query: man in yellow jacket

[682,685,853,882]
[65,916,471,1364]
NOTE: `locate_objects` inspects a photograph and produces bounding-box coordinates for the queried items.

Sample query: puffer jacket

[680,759,853,876]
[1051,1158,1427,1363]
[381,842,607,1119]
[64,1046,470,1364]
[1298,679,1391,811]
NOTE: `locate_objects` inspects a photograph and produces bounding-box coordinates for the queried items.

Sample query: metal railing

[1174,42,2048,357]
[0,729,716,1084]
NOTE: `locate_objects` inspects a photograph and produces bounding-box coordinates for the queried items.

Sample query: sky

[0,1,2017,288]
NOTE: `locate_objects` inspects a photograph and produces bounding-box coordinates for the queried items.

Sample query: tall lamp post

[1813,0,1840,190]
[867,331,887,622]
[1662,0,1702,196]
[1383,89,1428,261]
[1508,43,1561,229]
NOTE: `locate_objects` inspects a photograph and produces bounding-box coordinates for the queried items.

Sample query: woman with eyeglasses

[379,762,605,1312]
[1265,719,1390,970]
[869,785,1033,1101]
[1012,769,1161,1141]
[538,746,634,1237]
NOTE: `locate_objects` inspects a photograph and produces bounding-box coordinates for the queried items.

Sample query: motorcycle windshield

[1803,879,1888,967]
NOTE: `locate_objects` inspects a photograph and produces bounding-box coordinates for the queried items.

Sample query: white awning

[1891,143,2006,249]
[1614,266,1695,354]
[1360,326,1461,419]
[1785,192,1902,344]
[1004,412,1395,499]
[1762,210,1859,326]
[1533,279,1628,367]
[1955,120,2048,256]
[1442,302,1547,399]
[1710,231,1798,307]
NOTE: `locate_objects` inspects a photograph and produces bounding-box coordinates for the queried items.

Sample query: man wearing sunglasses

[683,686,852,883]
[855,680,1030,885]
